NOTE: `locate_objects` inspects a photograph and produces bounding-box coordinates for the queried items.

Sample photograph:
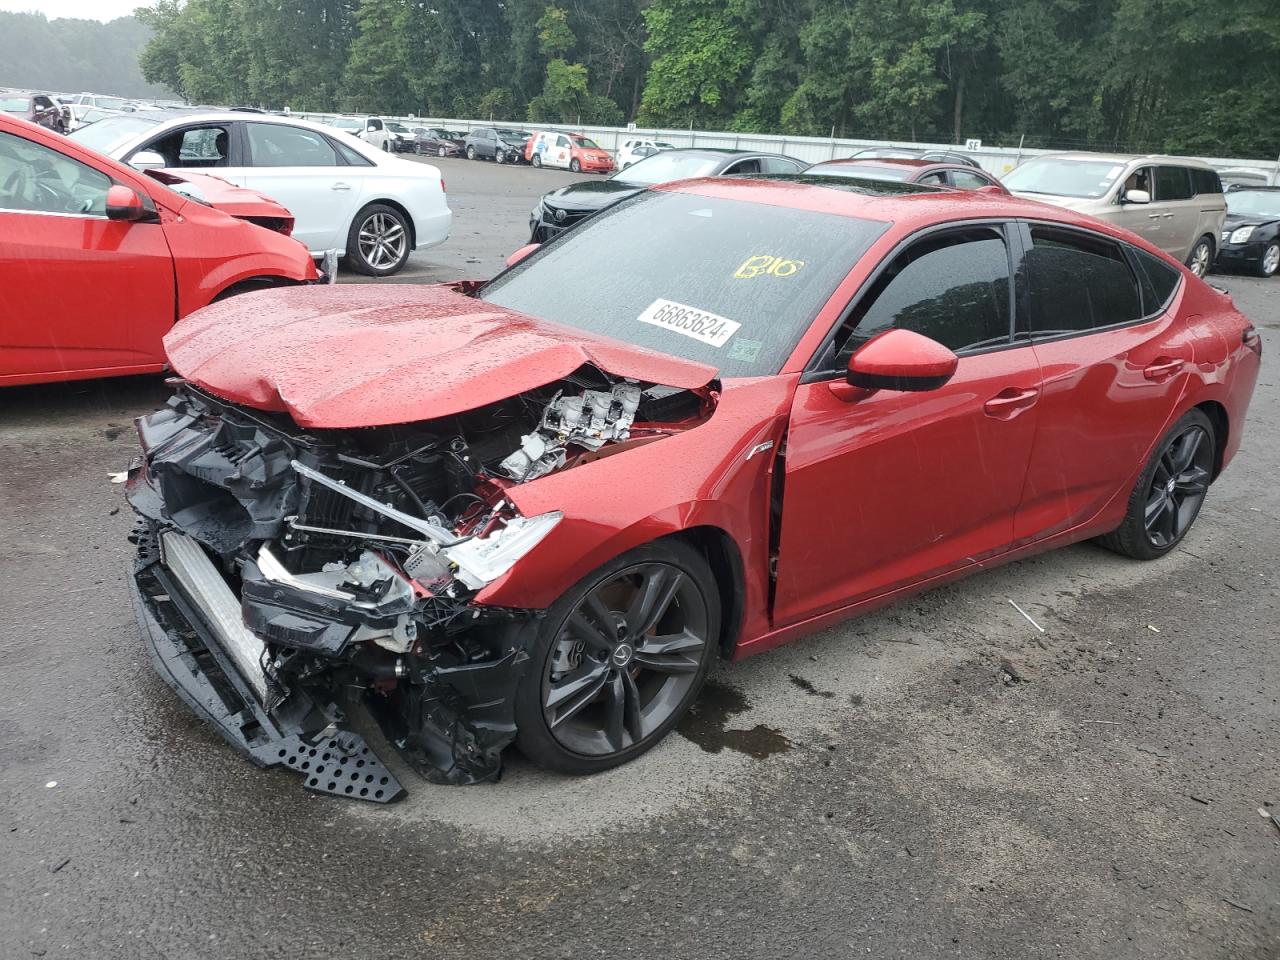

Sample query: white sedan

[70,112,451,276]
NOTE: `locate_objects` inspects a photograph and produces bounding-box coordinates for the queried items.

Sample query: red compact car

[805,157,1008,191]
[0,114,318,386]
[125,175,1259,801]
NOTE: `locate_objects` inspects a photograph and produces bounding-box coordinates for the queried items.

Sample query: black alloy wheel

[1098,408,1215,560]
[514,541,719,774]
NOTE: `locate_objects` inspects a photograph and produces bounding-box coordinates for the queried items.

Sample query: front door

[773,224,1041,625]
[0,128,174,382]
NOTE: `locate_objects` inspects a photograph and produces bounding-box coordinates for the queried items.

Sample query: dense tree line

[0,12,174,100]
[132,0,1279,157]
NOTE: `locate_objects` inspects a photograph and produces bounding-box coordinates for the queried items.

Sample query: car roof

[1030,152,1219,170]
[656,174,1161,238]
[1230,185,1280,193]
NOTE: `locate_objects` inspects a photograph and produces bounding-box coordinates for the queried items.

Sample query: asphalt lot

[1,157,1277,960]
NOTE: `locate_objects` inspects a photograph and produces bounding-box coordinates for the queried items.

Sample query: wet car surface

[1,157,1277,960]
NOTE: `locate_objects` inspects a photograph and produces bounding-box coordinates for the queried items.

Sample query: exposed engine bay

[126,367,710,800]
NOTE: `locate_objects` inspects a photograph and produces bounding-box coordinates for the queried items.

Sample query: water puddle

[677,679,791,759]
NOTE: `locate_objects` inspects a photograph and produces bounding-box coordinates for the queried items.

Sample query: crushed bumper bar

[129,527,405,803]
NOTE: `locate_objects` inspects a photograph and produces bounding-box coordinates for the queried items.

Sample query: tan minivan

[1004,153,1227,276]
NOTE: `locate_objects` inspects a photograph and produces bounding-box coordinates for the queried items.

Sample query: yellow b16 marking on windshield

[734,255,805,279]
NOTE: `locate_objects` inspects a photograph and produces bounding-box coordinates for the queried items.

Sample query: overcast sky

[0,0,142,20]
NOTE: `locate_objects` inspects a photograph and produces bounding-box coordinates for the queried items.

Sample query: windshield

[572,136,601,149]
[497,128,526,139]
[68,114,161,154]
[1227,190,1280,219]
[96,96,132,111]
[481,190,887,377]
[807,163,911,182]
[614,152,721,186]
[1004,158,1126,198]
[1,97,31,112]
[329,118,361,130]
[386,122,409,133]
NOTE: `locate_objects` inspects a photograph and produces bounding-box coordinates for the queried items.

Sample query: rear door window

[246,123,339,167]
[1025,225,1143,336]
[1155,166,1193,202]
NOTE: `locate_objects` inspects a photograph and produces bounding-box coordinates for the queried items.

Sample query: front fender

[475,376,798,647]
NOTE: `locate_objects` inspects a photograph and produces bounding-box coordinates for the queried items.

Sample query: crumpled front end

[125,370,712,801]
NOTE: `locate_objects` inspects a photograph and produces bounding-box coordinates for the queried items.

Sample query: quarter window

[0,130,111,215]
[760,157,803,174]
[1155,166,1193,201]
[1191,168,1222,195]
[950,169,993,190]
[246,123,338,167]
[1025,225,1143,336]
[1133,248,1182,314]
[840,227,1012,355]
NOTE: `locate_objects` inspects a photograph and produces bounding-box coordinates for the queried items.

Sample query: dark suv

[1,91,68,133]
[463,127,529,164]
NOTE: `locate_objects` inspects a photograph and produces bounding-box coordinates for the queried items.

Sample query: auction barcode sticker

[637,298,740,348]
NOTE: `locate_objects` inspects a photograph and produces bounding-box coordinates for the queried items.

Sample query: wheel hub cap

[611,643,634,668]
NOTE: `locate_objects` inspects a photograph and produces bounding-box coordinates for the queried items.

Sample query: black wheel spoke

[633,652,700,674]
[620,669,643,743]
[626,566,683,638]
[637,629,703,657]
[604,672,626,752]
[1144,494,1169,528]
[1174,464,1209,497]
[567,611,614,653]
[547,663,608,726]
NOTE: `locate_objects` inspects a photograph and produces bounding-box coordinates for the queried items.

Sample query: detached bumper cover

[129,526,407,802]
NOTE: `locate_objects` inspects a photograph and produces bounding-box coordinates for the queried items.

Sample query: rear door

[1013,221,1195,543]
[0,127,174,383]
[774,223,1041,624]
[1154,165,1198,260]
[233,120,363,253]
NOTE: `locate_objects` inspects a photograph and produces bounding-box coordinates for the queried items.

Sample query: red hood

[145,169,294,232]
[164,284,717,428]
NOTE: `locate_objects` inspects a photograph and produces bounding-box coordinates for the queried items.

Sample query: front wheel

[569,158,581,173]
[346,203,411,277]
[514,540,720,775]
[437,146,447,158]
[1256,241,1279,278]
[495,149,506,164]
[466,145,477,160]
[1186,236,1214,278]
[1097,408,1215,560]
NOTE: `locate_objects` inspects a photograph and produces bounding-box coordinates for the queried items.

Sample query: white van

[618,138,676,170]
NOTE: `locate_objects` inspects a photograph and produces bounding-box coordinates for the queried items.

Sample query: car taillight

[440,177,446,194]
[1243,325,1262,357]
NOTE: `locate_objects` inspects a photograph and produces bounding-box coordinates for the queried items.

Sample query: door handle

[984,387,1039,420]
[1147,214,1162,219]
[1162,213,1175,219]
[331,182,352,191]
[1143,357,1184,381]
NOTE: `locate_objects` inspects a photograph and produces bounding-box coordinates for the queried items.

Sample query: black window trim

[1013,218,1179,346]
[801,217,1024,383]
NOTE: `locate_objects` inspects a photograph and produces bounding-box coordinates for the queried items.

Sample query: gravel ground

[1,157,1276,960]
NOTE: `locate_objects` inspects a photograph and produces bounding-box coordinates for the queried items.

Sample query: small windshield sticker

[727,338,763,363]
[638,298,740,348]
[734,254,805,279]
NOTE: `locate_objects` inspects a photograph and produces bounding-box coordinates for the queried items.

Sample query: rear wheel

[531,153,542,168]
[345,203,411,277]
[1097,408,1215,560]
[1256,241,1279,278]
[514,540,719,775]
[1186,236,1214,278]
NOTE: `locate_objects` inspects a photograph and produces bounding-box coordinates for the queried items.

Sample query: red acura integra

[0,114,317,386]
[125,176,1260,801]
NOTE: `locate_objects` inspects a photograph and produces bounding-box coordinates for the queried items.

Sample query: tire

[437,146,447,158]
[531,153,542,168]
[570,158,581,173]
[514,539,720,775]
[466,145,477,160]
[1256,241,1279,278]
[495,149,506,164]
[1096,408,1215,560]
[1186,236,1214,278]
[345,203,411,277]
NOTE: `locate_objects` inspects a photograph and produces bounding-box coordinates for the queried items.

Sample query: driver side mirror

[845,328,958,393]
[1123,188,1151,204]
[128,150,166,171]
[105,184,149,222]
[504,242,541,268]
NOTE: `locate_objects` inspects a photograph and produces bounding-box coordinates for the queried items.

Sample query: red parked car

[0,114,318,386]
[125,175,1259,801]
[805,156,1007,191]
